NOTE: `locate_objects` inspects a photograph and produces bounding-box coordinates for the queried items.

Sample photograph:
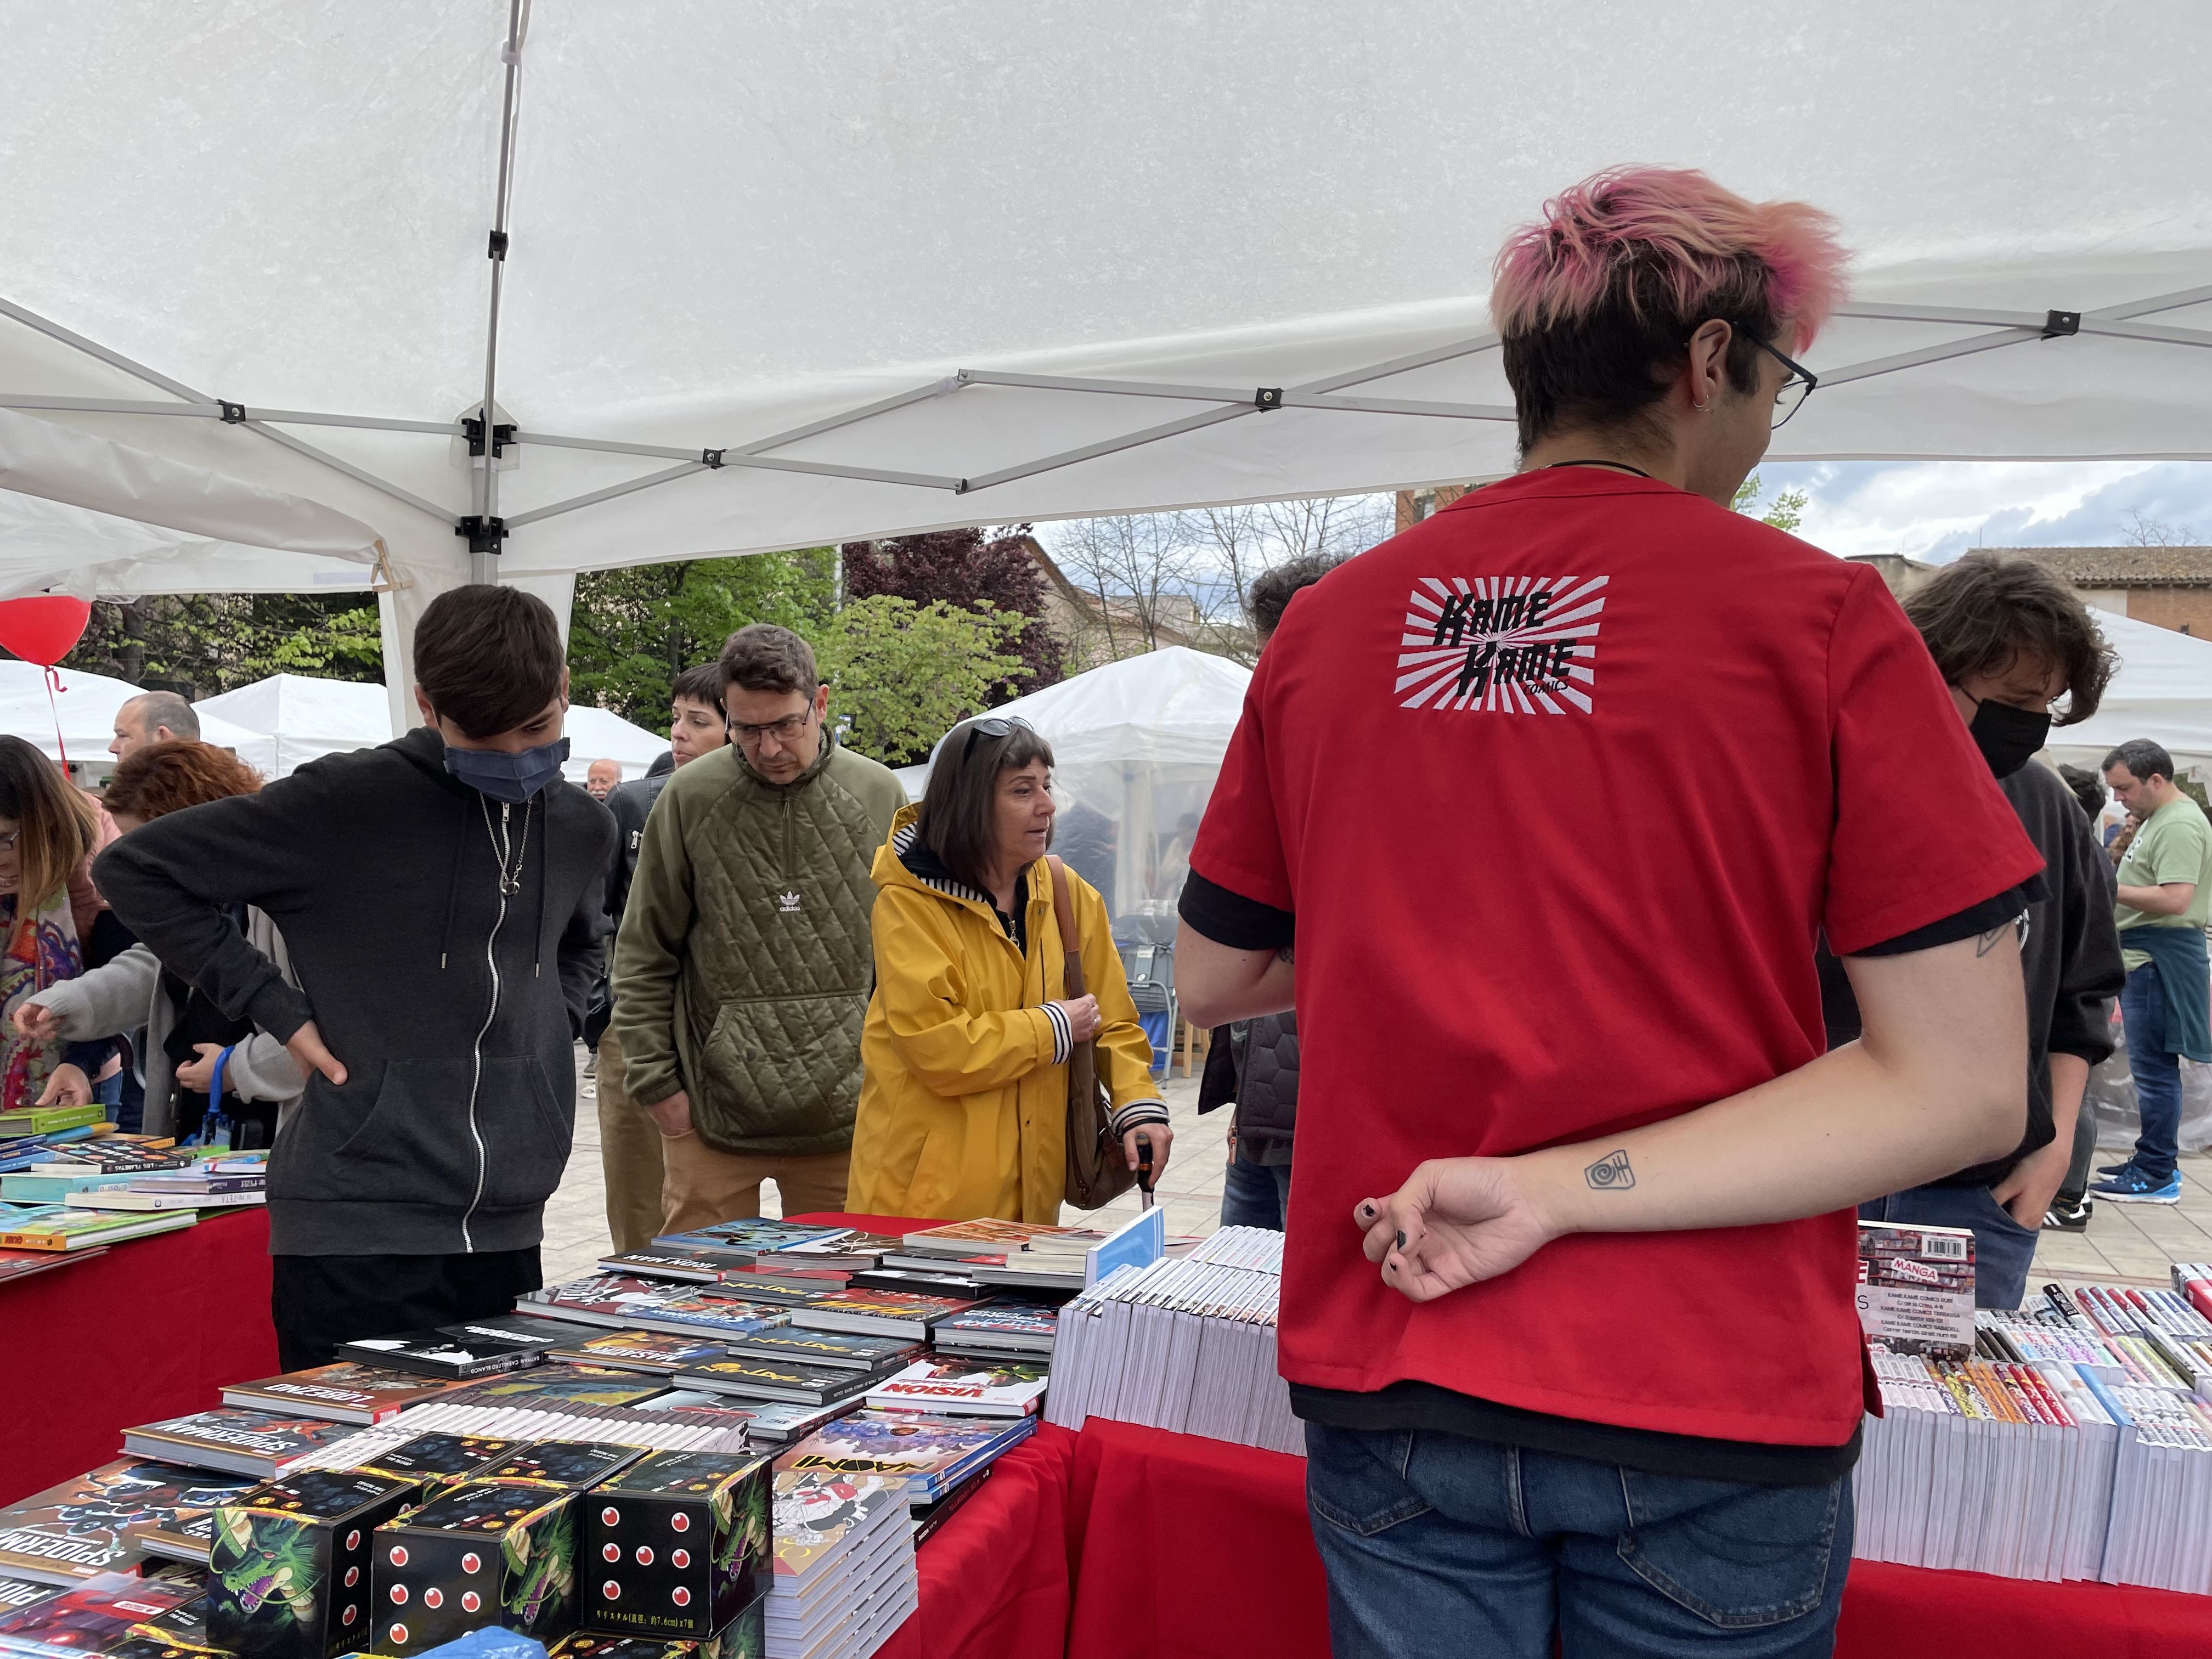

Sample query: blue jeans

[1220,1145,1291,1230]
[1305,1424,1852,1659]
[2123,959,2182,1184]
[1858,1183,2040,1311]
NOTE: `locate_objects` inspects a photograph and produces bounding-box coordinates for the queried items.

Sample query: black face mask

[1967,697,2052,778]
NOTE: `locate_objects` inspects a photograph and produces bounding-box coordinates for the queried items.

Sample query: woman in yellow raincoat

[848,716,1172,1222]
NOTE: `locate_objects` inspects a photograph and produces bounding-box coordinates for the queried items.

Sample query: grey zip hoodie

[93,726,616,1256]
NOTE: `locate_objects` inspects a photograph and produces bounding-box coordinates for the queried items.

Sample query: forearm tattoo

[1585,1149,1634,1189]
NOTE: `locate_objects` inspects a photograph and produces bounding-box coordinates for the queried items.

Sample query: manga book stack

[1041,1226,1300,1454]
[1854,1273,2212,1593]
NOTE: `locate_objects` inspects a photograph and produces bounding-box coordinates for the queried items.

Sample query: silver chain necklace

[481,795,533,897]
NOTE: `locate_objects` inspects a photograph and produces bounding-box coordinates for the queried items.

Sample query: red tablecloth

[1060,1418,2212,1659]
[0,1206,278,1505]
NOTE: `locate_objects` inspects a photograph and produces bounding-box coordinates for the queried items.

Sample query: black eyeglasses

[961,715,1032,763]
[1745,334,1819,429]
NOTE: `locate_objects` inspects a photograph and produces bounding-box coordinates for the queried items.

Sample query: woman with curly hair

[14,741,304,1146]
[0,735,105,1110]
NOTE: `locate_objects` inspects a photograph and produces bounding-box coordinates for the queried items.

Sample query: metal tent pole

[464,0,528,581]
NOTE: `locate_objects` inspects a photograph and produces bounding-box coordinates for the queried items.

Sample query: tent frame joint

[462,415,515,458]
[2042,309,2081,338]
[701,447,726,469]
[218,400,246,424]
[455,514,507,555]
[1254,387,1284,411]
[487,230,509,262]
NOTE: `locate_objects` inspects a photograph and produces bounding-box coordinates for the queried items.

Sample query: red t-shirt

[1188,469,2045,1447]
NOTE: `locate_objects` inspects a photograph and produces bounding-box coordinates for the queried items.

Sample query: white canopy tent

[0,661,266,775]
[1,1,2205,729]
[2047,612,2212,787]
[898,646,1253,922]
[194,675,398,778]
[561,705,669,784]
[197,673,665,782]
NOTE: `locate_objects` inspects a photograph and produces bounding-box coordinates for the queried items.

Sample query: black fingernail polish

[1395,1230,1406,1250]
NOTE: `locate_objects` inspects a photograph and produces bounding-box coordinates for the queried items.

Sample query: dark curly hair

[1901,552,2117,727]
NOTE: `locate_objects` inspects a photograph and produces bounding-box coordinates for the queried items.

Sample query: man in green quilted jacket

[611,624,906,1229]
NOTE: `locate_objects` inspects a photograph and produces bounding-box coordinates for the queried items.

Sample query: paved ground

[544,1049,2212,1297]
[543,1060,1223,1284]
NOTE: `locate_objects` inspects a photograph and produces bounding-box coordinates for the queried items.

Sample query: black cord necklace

[1543,459,1653,479]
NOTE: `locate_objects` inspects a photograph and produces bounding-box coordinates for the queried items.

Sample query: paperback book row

[1854,1267,2212,1595]
[1041,1226,1300,1455]
[0,1105,268,1277]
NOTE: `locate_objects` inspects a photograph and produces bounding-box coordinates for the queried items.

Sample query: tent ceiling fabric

[0,407,385,599]
[1,1,2206,586]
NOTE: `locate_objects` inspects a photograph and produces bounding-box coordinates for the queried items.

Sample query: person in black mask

[1820,552,2124,1307]
[94,587,616,1368]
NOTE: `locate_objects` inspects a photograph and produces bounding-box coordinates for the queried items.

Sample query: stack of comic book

[1042,1226,1298,1454]
[1853,1275,2212,1593]
[765,1471,916,1659]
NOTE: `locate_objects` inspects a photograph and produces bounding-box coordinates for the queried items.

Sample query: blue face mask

[444,736,572,803]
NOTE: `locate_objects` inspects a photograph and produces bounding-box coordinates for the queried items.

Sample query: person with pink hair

[1177,168,2041,1656]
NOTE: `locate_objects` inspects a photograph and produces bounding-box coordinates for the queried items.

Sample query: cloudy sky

[1745,460,2212,563]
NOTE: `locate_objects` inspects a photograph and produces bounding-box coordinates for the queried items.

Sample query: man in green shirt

[2092,738,2212,1203]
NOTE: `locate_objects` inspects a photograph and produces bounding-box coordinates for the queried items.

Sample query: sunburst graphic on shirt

[1395,576,1607,714]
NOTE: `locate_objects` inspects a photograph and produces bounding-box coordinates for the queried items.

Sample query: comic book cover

[543,1332,727,1375]
[771,1412,1023,1493]
[0,1571,199,1657]
[787,1289,982,1337]
[898,1218,1074,1257]
[439,1364,670,1410]
[122,1411,359,1479]
[932,1301,1060,1350]
[350,1433,518,1486]
[529,1277,792,1340]
[0,1583,60,1617]
[651,1221,848,1258]
[471,1443,642,1491]
[0,1462,256,1586]
[767,1472,910,1583]
[221,1364,471,1425]
[335,1329,545,1380]
[717,1328,919,1373]
[865,1358,1048,1417]
[674,1357,877,1406]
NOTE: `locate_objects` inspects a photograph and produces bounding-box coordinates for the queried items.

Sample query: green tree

[568,550,837,724]
[63,594,383,696]
[815,595,1026,766]
[1732,471,1809,534]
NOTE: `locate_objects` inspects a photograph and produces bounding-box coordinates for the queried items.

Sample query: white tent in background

[194,674,393,777]
[0,661,263,775]
[2047,612,2212,786]
[197,673,669,783]
[898,646,1253,923]
[562,704,668,783]
[0,2,2205,715]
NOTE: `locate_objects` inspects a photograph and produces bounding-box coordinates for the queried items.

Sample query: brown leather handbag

[1047,855,1136,1210]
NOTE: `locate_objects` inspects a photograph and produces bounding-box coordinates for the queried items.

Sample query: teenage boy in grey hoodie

[96,588,617,1368]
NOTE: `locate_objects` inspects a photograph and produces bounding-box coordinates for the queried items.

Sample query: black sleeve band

[1178,868,1294,952]
[1846,877,2046,958]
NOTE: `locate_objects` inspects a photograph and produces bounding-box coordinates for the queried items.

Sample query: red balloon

[0,597,91,667]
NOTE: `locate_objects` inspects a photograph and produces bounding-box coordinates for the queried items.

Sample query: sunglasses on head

[961,715,1034,763]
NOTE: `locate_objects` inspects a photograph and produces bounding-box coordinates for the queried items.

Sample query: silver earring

[1694,399,1711,414]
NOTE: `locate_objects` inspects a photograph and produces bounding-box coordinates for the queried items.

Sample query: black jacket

[1819,759,2124,1188]
[604,772,672,926]
[1197,1013,1301,1167]
[94,727,617,1256]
